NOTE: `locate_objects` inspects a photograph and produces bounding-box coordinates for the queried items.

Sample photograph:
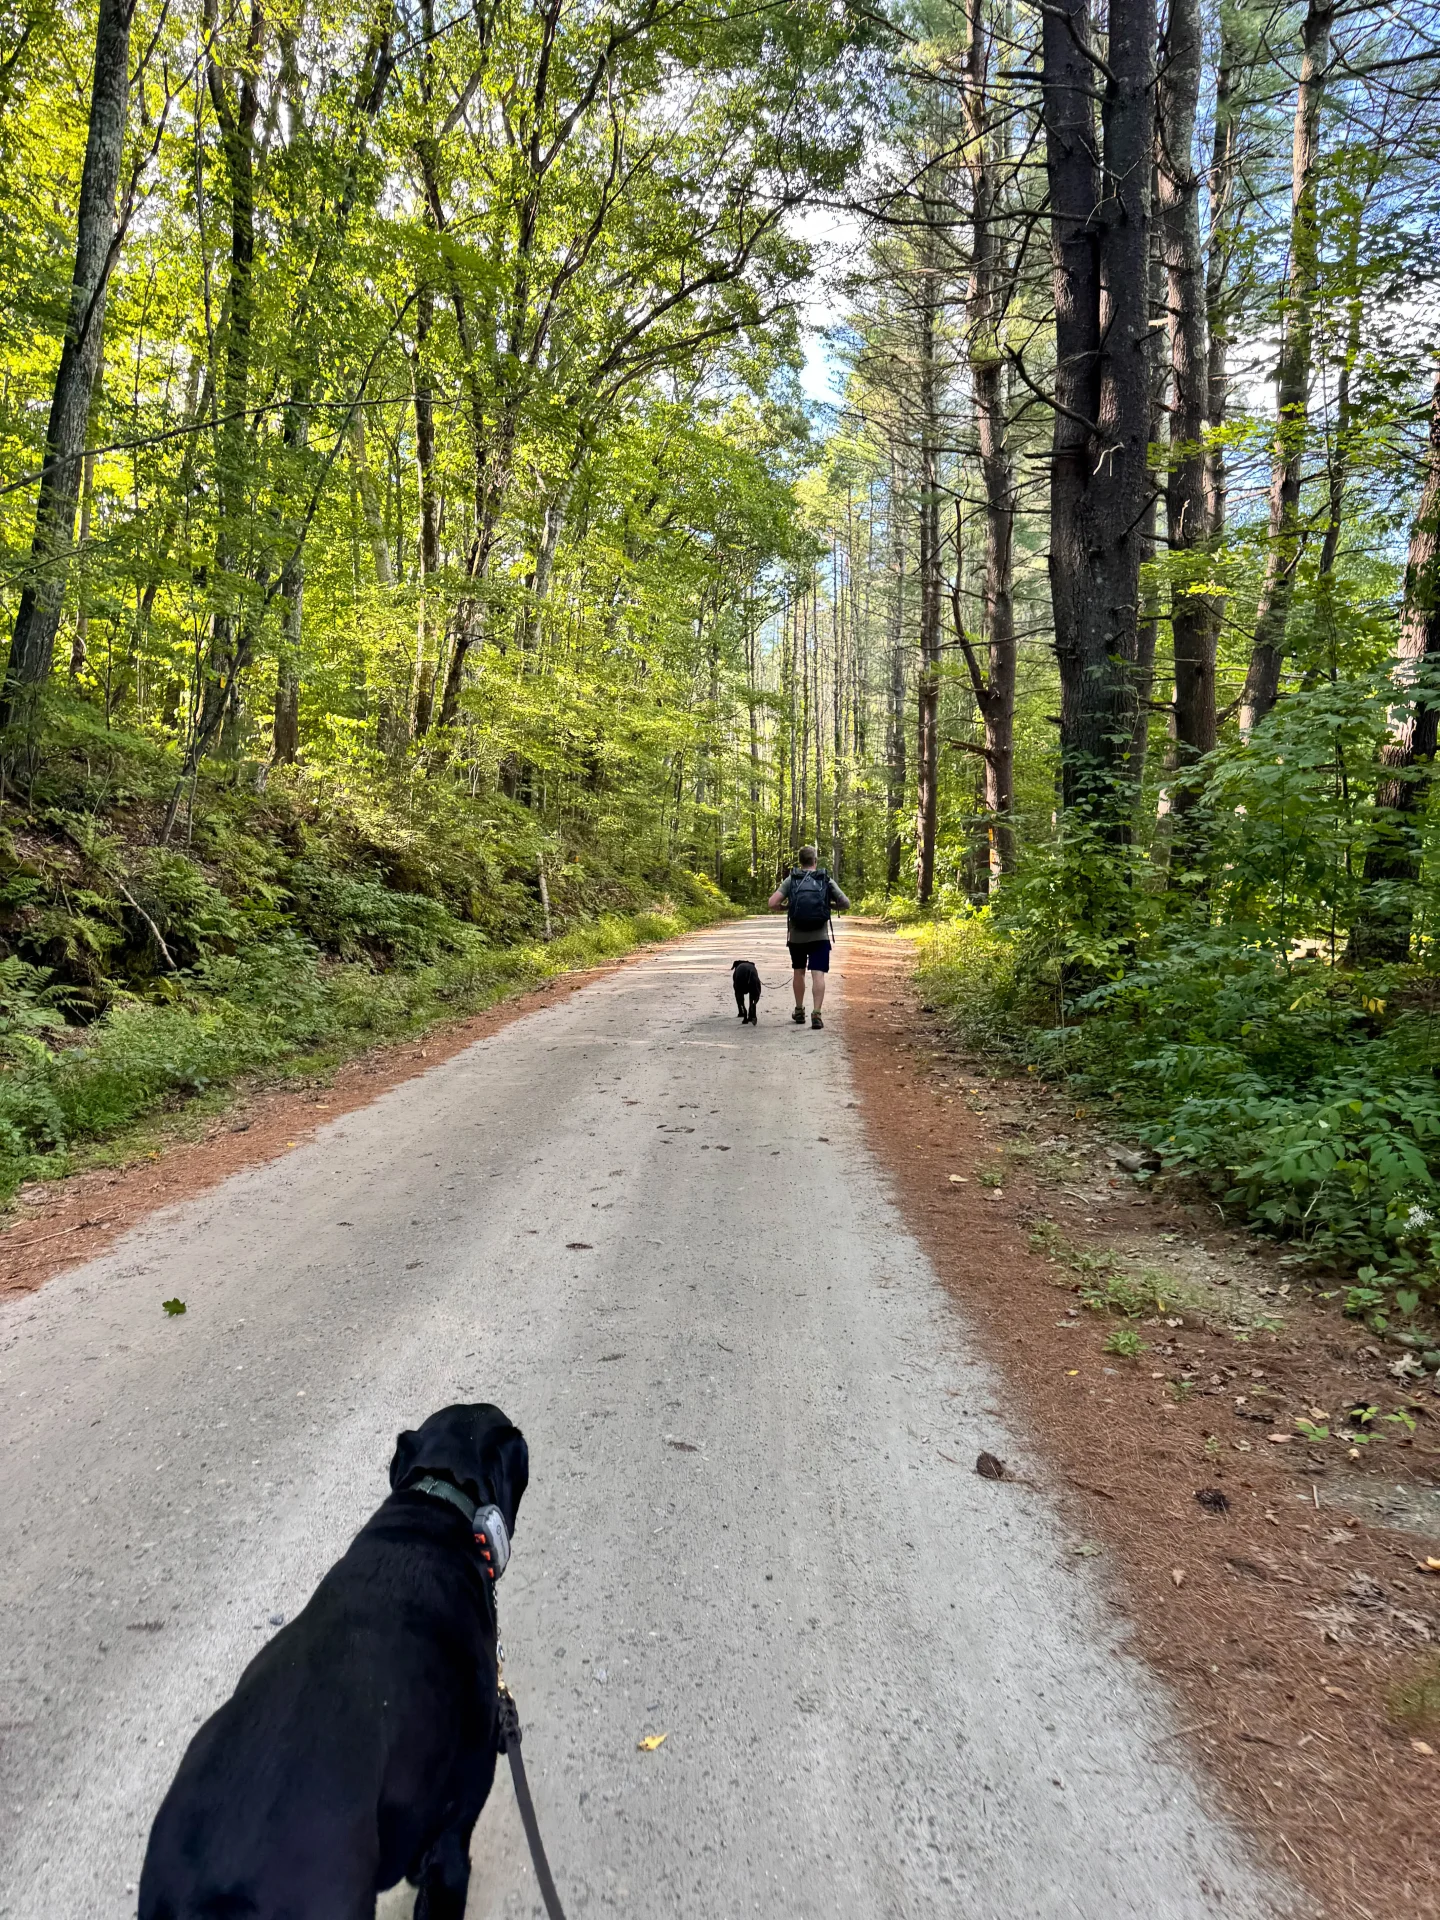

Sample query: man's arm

[768,876,790,910]
[828,879,851,912]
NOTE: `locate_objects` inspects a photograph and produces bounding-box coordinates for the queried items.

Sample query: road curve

[0,917,1289,1919]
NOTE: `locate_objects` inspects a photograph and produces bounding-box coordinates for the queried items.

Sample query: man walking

[768,847,850,1029]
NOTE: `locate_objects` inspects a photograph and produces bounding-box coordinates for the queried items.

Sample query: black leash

[497,1682,569,1920]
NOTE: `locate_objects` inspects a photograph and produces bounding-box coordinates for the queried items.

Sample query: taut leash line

[497,1683,569,1920]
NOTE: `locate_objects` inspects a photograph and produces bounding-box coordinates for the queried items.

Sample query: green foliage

[0,705,737,1199]
[0,885,730,1200]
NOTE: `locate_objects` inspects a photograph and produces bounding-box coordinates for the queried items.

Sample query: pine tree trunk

[1350,368,1440,962]
[1239,0,1333,737]
[885,451,907,888]
[1042,0,1156,834]
[965,0,1016,878]
[1,0,134,726]
[1159,0,1217,783]
[915,249,942,904]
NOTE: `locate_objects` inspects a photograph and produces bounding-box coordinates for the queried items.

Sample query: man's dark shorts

[787,941,831,973]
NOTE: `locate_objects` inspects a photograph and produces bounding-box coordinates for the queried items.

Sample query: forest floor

[842,928,1440,1920]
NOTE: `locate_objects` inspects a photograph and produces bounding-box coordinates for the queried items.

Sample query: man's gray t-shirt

[778,870,851,947]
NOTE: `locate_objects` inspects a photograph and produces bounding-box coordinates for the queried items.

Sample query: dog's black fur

[138,1402,528,1920]
[731,958,761,1024]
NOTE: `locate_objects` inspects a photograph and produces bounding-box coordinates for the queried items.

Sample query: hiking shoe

[811,1010,824,1029]
[792,1006,806,1024]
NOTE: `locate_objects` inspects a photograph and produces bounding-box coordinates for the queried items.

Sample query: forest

[2,0,1440,1319]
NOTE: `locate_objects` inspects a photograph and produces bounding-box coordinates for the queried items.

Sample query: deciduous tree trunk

[1,0,135,726]
[189,0,264,773]
[1238,0,1333,737]
[1041,0,1156,833]
[349,414,394,586]
[411,287,441,737]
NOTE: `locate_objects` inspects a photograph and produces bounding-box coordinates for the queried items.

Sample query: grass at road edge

[0,894,740,1209]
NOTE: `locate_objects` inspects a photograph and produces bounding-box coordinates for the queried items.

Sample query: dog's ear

[483,1424,529,1532]
[389,1429,421,1490]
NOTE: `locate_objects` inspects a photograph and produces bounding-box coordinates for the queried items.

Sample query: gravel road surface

[0,919,1288,1918]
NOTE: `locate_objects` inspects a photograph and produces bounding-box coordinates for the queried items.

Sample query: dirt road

[0,919,1289,1918]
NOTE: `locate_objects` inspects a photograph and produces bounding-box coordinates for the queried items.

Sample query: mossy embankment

[0,704,737,1201]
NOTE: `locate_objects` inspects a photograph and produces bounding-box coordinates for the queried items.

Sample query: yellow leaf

[637,1733,668,1752]
[1412,1739,1435,1757]
[1170,1567,1185,1589]
[1066,1369,1079,1376]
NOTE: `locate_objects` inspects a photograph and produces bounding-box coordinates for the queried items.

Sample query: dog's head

[731,959,743,973]
[389,1403,529,1533]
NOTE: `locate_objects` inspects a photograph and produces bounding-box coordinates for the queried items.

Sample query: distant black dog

[139,1402,528,1920]
[731,958,761,1024]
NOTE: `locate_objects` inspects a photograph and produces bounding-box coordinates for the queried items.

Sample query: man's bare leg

[812,973,826,1011]
[792,967,807,1010]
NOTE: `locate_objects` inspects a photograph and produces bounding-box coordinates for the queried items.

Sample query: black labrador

[731,958,761,1024]
[139,1401,528,1920]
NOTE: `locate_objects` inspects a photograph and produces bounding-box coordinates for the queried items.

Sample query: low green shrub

[0,890,736,1200]
[918,911,1440,1320]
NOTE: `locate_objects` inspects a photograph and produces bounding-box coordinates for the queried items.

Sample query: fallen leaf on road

[1195,1488,1230,1514]
[948,1174,967,1184]
[975,1451,1006,1479]
[566,1242,594,1250]
[1420,1558,1440,1574]
[1071,1542,1103,1557]
[1411,1739,1435,1756]
[637,1733,668,1751]
[665,1438,699,1452]
[162,1298,186,1316]
[1171,1568,1186,1588]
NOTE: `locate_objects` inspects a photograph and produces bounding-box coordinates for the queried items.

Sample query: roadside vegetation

[0,699,734,1198]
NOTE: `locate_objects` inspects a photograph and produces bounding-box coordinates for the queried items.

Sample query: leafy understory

[0,712,734,1202]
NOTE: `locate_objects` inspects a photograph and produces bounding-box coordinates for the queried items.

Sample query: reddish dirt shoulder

[0,947,660,1302]
[843,928,1440,1920]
